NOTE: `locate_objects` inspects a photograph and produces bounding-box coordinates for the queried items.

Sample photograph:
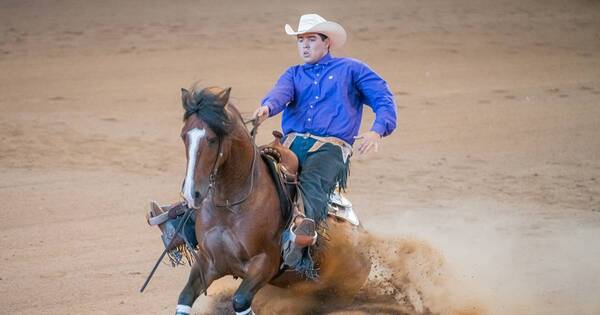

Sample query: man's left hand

[354,131,382,155]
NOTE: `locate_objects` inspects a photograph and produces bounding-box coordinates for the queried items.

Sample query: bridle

[189,114,260,210]
[142,100,261,294]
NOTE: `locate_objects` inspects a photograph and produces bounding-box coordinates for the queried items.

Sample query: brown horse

[174,85,371,315]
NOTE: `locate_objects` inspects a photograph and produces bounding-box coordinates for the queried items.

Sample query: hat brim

[285,21,347,49]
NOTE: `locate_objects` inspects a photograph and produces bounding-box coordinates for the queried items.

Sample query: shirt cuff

[370,124,386,138]
[261,101,277,117]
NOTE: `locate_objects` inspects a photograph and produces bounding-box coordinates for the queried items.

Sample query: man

[253,13,397,267]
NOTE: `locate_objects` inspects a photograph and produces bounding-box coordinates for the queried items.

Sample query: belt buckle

[303,133,310,139]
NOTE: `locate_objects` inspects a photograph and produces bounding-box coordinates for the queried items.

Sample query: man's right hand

[252,105,270,124]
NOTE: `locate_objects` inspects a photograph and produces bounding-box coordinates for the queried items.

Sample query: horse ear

[181,88,190,108]
[217,87,231,106]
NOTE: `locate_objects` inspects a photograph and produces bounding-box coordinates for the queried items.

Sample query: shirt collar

[303,53,333,69]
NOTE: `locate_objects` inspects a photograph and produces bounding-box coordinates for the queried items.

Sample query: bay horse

[175,85,371,315]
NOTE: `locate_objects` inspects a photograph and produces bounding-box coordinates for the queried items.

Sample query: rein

[204,117,260,209]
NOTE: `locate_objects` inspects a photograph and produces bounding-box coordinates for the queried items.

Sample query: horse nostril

[194,191,200,199]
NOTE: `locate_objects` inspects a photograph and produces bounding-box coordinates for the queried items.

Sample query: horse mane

[182,84,233,137]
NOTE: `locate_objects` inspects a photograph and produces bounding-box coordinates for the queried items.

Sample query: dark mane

[182,84,232,136]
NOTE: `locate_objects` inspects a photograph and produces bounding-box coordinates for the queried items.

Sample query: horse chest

[199,225,250,268]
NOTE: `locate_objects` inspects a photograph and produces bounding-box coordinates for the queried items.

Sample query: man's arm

[258,67,296,119]
[353,62,397,154]
[354,62,397,137]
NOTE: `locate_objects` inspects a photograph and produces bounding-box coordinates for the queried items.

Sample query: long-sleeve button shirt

[261,53,397,145]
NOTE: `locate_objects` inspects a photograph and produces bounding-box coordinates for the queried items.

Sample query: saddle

[260,131,299,176]
[259,131,300,227]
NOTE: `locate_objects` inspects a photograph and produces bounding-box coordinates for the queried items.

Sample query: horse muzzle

[182,188,206,209]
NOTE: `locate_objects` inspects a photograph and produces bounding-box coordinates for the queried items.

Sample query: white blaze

[182,128,205,208]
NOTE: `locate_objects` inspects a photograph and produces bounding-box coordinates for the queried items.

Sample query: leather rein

[201,117,260,209]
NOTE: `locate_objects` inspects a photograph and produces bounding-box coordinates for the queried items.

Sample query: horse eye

[207,137,218,144]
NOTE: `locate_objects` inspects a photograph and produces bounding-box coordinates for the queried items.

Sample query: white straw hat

[285,14,347,49]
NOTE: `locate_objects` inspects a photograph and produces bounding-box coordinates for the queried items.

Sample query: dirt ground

[1,0,599,314]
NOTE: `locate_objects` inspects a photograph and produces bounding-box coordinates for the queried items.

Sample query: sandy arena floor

[1,1,599,314]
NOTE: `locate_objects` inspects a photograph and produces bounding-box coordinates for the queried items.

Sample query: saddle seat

[259,130,299,187]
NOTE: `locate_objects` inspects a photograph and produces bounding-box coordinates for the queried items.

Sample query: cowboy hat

[285,14,347,49]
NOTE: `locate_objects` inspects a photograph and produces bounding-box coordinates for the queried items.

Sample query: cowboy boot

[146,201,168,232]
[146,201,188,227]
[283,216,317,268]
[146,201,186,251]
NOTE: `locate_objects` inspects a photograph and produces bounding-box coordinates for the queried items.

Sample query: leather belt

[283,132,352,163]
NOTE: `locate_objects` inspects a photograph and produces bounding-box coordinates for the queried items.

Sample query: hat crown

[285,13,347,49]
[297,14,327,33]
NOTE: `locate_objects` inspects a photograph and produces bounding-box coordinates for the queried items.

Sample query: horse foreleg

[175,259,216,315]
[232,253,278,315]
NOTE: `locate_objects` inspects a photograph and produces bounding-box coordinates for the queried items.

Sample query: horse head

[180,85,233,209]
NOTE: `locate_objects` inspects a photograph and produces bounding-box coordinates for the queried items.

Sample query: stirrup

[282,218,316,268]
[146,201,170,228]
[290,218,317,247]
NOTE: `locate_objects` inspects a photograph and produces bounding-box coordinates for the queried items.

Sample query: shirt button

[307,118,311,121]
[316,73,320,76]
[315,96,319,99]
[313,81,317,85]
[310,105,314,108]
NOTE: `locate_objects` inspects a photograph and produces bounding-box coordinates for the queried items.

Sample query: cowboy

[253,14,397,267]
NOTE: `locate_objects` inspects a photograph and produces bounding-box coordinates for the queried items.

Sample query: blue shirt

[261,53,397,145]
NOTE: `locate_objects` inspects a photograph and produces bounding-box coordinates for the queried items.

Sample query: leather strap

[284,132,353,162]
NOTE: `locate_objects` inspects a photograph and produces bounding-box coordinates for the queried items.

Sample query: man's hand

[252,105,270,124]
[354,131,382,155]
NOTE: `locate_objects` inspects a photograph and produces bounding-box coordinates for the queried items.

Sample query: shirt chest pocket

[322,73,351,100]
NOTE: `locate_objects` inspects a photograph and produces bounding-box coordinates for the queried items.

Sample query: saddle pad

[329,190,352,208]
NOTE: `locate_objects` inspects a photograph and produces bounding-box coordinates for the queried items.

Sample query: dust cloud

[200,235,488,315]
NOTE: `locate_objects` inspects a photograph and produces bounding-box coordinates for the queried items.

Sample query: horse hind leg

[175,260,216,315]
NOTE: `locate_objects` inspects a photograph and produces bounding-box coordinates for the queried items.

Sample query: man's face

[297,33,329,64]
